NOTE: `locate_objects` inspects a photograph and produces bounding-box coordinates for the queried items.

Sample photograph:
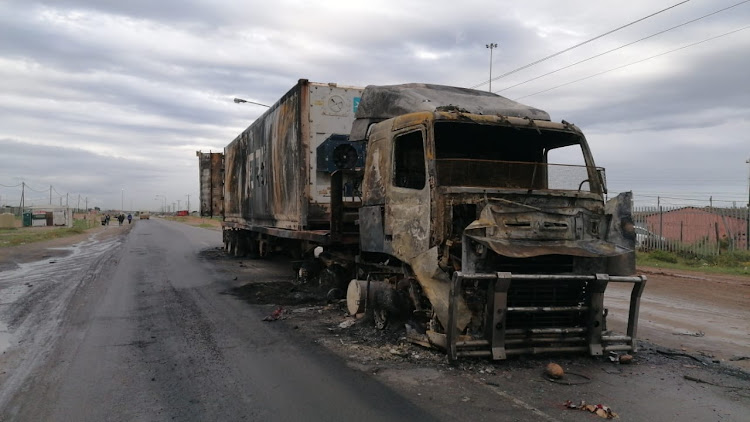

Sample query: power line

[514,25,750,100]
[24,183,48,193]
[635,194,746,203]
[469,0,692,89]
[0,182,23,188]
[496,0,750,93]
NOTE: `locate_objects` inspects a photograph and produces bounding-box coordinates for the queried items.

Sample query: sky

[1,0,749,211]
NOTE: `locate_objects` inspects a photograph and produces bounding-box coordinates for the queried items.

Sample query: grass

[0,219,93,248]
[637,249,750,276]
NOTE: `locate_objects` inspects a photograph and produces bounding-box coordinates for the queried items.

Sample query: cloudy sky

[1,0,748,211]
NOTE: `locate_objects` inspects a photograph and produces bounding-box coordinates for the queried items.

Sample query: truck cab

[351,84,645,360]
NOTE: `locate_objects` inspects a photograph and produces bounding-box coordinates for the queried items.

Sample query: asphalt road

[0,219,437,421]
[2,219,750,421]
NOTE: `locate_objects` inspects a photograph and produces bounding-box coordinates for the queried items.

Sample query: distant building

[640,207,748,249]
[27,206,73,228]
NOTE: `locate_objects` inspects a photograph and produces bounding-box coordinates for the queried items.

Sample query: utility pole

[746,158,749,250]
[49,185,52,205]
[20,182,25,214]
[486,43,498,92]
[186,194,191,213]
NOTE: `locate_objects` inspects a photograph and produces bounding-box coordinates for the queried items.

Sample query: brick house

[640,207,748,250]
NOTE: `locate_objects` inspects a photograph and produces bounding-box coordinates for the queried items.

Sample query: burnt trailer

[211,79,365,256]
[196,151,224,218]
[201,79,647,361]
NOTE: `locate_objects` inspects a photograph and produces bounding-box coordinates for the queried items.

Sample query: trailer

[200,79,646,361]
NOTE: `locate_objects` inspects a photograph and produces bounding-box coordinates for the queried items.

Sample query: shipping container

[196,151,224,217]
[222,79,363,242]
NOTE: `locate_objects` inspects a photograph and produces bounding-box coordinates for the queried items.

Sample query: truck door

[384,127,431,260]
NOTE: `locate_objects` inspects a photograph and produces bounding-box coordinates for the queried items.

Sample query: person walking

[127,213,133,224]
[117,214,125,226]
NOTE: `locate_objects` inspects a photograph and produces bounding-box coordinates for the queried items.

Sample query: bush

[649,250,678,263]
[715,250,750,268]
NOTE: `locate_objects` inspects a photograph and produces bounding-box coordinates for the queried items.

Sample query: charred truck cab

[348,84,645,361]
[199,80,646,362]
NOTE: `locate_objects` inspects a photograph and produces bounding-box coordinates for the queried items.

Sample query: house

[637,206,748,249]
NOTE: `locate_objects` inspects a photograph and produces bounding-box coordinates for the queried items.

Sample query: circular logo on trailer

[328,95,344,112]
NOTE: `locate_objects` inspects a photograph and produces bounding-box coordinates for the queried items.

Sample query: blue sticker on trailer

[353,97,360,113]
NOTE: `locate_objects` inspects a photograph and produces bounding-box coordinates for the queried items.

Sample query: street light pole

[121,189,124,211]
[155,195,167,213]
[233,98,271,108]
[486,43,498,92]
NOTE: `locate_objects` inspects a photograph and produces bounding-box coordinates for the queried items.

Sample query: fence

[633,205,750,256]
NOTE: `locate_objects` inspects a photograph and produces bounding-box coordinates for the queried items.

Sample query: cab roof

[351,83,550,141]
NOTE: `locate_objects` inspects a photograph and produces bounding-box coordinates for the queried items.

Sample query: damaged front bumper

[409,271,646,362]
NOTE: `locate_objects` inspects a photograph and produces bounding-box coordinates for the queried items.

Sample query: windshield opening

[434,121,601,192]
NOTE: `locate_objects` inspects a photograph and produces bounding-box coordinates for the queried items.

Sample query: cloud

[1,0,749,209]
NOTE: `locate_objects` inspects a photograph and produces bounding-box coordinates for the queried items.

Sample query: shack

[26,206,73,228]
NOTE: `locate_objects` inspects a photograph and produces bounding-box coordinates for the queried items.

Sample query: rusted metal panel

[196,151,224,217]
[223,80,363,232]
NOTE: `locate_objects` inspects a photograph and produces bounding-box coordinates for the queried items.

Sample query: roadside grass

[0,219,94,248]
[637,250,750,276]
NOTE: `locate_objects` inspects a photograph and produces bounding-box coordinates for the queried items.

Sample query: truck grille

[506,279,588,330]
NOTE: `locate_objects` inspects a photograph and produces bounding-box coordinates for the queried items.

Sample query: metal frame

[447,271,647,362]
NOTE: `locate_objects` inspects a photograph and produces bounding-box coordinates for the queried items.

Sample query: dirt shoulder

[606,265,750,371]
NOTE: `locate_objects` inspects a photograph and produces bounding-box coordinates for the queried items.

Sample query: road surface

[1,219,749,421]
[0,219,435,421]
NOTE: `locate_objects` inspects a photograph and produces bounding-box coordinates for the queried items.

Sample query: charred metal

[201,79,646,361]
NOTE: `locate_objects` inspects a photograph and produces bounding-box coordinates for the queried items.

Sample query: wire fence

[633,205,750,256]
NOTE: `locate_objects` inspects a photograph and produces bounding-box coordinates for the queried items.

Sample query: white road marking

[481,380,560,421]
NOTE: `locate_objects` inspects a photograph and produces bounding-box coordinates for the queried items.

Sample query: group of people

[101,213,133,226]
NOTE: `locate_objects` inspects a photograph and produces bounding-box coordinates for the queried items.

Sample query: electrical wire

[469,0,692,89]
[24,183,48,193]
[0,182,23,188]
[496,0,750,93]
[514,25,750,100]
[634,194,746,203]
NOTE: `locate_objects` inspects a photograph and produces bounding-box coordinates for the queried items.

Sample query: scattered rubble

[564,400,619,419]
[672,330,705,337]
[262,306,285,321]
[338,319,356,329]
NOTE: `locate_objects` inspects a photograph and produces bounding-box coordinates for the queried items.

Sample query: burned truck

[198,79,646,361]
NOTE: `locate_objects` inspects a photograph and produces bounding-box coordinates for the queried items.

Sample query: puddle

[0,235,123,311]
